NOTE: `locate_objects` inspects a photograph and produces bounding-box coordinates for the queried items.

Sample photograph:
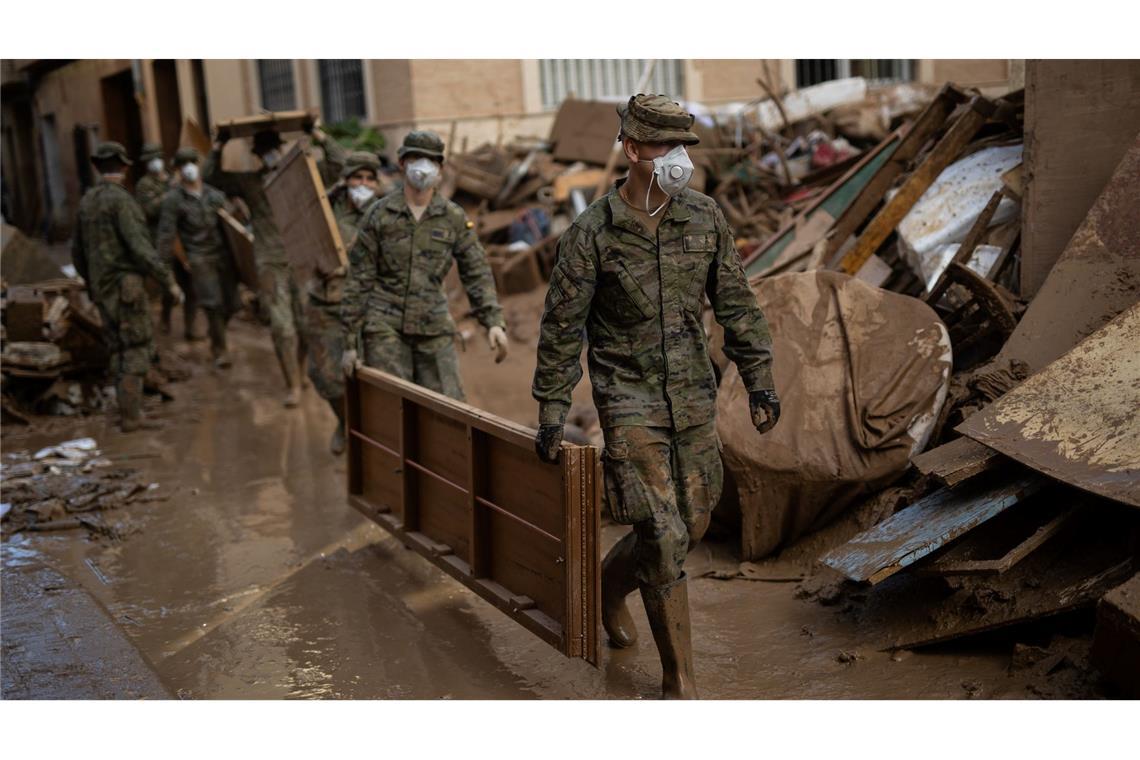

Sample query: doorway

[100,69,144,187]
[152,59,182,156]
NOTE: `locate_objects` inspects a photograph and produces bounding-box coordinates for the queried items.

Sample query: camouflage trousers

[98,273,155,379]
[303,296,345,403]
[362,326,465,401]
[258,261,306,352]
[190,254,239,318]
[602,420,722,587]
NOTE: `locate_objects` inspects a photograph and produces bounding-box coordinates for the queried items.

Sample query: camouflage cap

[397,130,445,163]
[617,94,699,146]
[139,142,164,162]
[91,141,133,165]
[173,147,200,166]
[341,150,381,178]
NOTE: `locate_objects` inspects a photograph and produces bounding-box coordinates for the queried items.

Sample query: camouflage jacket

[203,149,285,267]
[156,183,228,263]
[532,182,774,431]
[134,173,170,243]
[71,180,174,305]
[341,190,505,337]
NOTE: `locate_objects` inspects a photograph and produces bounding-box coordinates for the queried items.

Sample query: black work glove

[749,389,781,434]
[302,116,315,134]
[534,424,564,464]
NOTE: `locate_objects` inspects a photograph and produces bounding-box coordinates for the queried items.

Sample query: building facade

[2,58,1015,239]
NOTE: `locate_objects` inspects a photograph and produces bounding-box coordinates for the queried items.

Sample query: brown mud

[0,300,1096,699]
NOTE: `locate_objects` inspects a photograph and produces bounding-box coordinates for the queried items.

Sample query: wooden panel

[217,208,258,290]
[911,436,1005,487]
[262,143,346,287]
[820,472,1045,584]
[214,109,315,139]
[346,367,600,664]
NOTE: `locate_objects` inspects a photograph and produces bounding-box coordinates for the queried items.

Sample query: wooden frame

[346,367,601,665]
[263,143,347,287]
[217,208,258,290]
[213,109,316,139]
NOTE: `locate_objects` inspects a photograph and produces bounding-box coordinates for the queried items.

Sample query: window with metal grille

[796,59,915,88]
[257,60,296,111]
[538,60,685,110]
[318,60,366,123]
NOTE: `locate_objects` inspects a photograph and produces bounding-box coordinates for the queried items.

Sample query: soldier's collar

[608,178,692,236]
[389,189,447,219]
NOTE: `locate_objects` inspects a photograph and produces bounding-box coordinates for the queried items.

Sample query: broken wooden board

[911,436,1005,487]
[1021,60,1140,298]
[991,134,1140,375]
[1092,572,1140,697]
[820,472,1044,584]
[263,143,346,287]
[959,303,1140,509]
[346,367,600,665]
[549,99,620,166]
[743,129,901,277]
[837,95,995,275]
[179,117,212,157]
[217,208,258,290]
[214,109,316,139]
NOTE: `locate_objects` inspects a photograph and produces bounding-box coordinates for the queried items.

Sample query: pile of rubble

[0,437,166,538]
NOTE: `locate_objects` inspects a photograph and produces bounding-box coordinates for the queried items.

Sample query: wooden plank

[959,304,1140,509]
[263,143,346,287]
[179,117,213,157]
[819,84,968,267]
[347,367,600,665]
[923,507,1079,576]
[837,96,995,275]
[214,109,315,139]
[217,208,258,290]
[1022,60,1140,298]
[911,436,1005,487]
[1092,573,1140,697]
[925,189,1005,303]
[820,473,1045,584]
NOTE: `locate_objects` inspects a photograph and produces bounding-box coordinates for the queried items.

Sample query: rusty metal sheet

[821,472,1044,584]
[263,143,346,288]
[959,303,1140,508]
[995,134,1140,374]
[346,367,600,665]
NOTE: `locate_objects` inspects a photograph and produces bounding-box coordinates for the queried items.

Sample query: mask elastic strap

[646,172,669,217]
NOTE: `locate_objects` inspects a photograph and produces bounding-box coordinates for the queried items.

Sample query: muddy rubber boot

[118,375,162,432]
[640,573,698,700]
[274,336,302,408]
[602,532,641,648]
[328,397,347,455]
[208,312,231,369]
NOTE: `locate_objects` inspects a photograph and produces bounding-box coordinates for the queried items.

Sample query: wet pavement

[2,318,1035,699]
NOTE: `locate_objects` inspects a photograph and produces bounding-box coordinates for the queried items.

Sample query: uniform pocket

[119,273,146,305]
[614,261,655,322]
[603,439,654,525]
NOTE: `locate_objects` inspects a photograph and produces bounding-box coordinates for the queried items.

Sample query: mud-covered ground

[1,298,1107,699]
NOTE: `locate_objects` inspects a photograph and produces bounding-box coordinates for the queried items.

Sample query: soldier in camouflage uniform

[135,142,197,339]
[340,131,508,400]
[205,119,345,407]
[157,147,239,368]
[72,142,183,432]
[531,96,782,699]
[305,150,380,454]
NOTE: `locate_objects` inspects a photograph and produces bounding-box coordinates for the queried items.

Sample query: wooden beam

[925,189,1005,303]
[911,436,1005,488]
[836,95,995,275]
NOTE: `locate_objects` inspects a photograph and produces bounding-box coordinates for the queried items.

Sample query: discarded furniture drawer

[263,143,347,288]
[346,367,600,665]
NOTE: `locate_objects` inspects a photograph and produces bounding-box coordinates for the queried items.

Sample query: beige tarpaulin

[716,270,952,560]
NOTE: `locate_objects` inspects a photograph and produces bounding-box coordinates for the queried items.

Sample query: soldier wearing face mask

[340,130,508,400]
[135,143,197,339]
[304,150,381,454]
[531,95,781,699]
[157,148,239,368]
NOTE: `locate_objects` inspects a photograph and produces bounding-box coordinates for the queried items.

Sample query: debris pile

[0,437,165,538]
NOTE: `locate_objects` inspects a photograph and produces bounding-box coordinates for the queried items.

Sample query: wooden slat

[347,367,599,665]
[217,208,258,290]
[925,189,1005,303]
[911,436,1005,487]
[821,472,1045,584]
[214,109,315,139]
[838,96,994,274]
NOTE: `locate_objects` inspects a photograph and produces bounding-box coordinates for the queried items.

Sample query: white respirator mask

[639,145,694,216]
[180,163,200,183]
[147,158,164,174]
[261,149,282,169]
[348,184,376,208]
[405,158,441,191]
